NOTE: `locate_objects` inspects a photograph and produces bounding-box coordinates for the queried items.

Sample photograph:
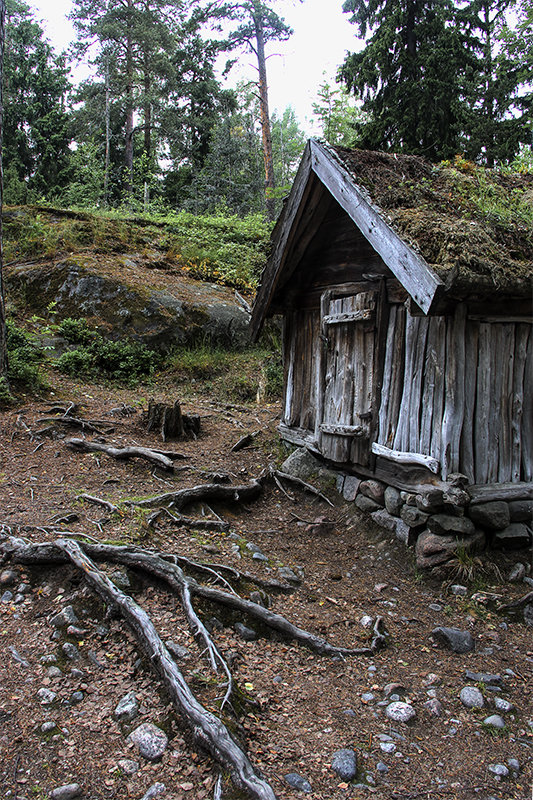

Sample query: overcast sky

[28,0,362,134]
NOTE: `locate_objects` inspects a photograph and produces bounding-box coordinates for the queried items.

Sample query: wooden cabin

[250,140,533,510]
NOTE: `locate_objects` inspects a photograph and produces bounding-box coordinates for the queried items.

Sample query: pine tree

[339,0,473,160]
[461,0,532,164]
[3,0,71,202]
[70,0,223,205]
[222,0,294,219]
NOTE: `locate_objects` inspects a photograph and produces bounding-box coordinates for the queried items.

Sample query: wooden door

[318,289,378,464]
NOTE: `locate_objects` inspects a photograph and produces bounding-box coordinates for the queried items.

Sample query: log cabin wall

[282,308,321,433]
[376,304,533,484]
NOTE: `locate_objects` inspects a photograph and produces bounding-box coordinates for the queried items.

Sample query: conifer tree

[340,0,469,160]
[0,0,7,386]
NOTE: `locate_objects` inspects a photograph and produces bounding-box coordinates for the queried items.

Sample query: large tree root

[66,437,178,472]
[131,479,264,509]
[57,539,277,800]
[0,534,387,798]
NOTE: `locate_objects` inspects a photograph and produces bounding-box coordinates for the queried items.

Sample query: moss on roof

[330,145,533,298]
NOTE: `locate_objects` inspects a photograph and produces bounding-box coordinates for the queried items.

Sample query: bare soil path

[0,376,531,800]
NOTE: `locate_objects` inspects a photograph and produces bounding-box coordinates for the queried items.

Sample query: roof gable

[251,140,444,338]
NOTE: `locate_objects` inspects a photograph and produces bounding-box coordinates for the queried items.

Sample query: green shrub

[55,320,160,384]
[57,317,96,345]
[6,321,44,390]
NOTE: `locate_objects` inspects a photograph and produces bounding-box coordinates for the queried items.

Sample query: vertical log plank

[475,323,491,484]
[460,318,479,483]
[498,325,515,483]
[377,305,397,445]
[511,324,530,481]
[430,316,446,466]
[441,304,466,479]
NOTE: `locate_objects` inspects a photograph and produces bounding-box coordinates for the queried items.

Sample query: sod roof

[329,144,533,299]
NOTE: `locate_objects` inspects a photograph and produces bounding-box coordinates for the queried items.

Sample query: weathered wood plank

[371,443,439,473]
[522,327,533,481]
[320,423,367,436]
[487,325,504,483]
[385,305,406,448]
[408,315,429,453]
[377,305,397,446]
[309,140,444,314]
[511,324,530,481]
[498,325,515,483]
[474,323,491,484]
[393,313,420,452]
[323,309,373,325]
[469,482,533,505]
[420,316,439,455]
[441,304,466,479]
[460,319,479,483]
[429,316,446,467]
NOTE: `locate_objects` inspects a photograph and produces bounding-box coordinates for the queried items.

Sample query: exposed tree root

[499,591,533,610]
[77,493,121,515]
[66,437,176,471]
[0,533,388,799]
[131,479,264,509]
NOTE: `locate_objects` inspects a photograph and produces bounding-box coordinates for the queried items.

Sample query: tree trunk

[0,0,8,384]
[124,0,135,198]
[104,57,111,207]
[253,10,276,221]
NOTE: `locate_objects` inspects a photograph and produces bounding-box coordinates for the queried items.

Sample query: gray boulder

[427,515,475,537]
[459,686,484,708]
[469,502,510,531]
[127,723,168,761]
[415,530,485,569]
[493,523,532,550]
[355,495,381,513]
[431,627,475,653]
[359,480,385,505]
[508,500,533,522]
[384,486,403,516]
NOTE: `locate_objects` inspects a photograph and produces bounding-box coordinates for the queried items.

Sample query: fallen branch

[149,507,230,533]
[231,432,257,453]
[66,438,175,472]
[38,417,109,434]
[77,493,121,515]
[499,591,533,610]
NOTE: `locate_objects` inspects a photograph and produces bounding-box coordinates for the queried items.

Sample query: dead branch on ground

[66,438,176,471]
[77,494,121,515]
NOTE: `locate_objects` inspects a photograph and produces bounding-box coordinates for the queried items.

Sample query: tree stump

[146,400,200,442]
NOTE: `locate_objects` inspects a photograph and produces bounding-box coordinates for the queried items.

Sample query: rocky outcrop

[6,260,250,351]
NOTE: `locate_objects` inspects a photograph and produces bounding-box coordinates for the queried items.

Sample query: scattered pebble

[283,773,312,793]
[141,783,166,800]
[459,686,484,708]
[488,763,509,778]
[127,723,168,761]
[37,688,57,705]
[50,606,79,628]
[483,715,506,729]
[62,643,80,661]
[114,692,139,722]
[331,748,357,781]
[41,721,57,733]
[49,784,82,800]
[117,759,139,776]
[494,697,514,712]
[385,702,416,724]
[450,584,467,596]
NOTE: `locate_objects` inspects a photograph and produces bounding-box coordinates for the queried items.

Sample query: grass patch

[3,205,272,293]
[166,344,282,403]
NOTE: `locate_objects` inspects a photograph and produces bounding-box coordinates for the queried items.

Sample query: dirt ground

[0,375,532,800]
